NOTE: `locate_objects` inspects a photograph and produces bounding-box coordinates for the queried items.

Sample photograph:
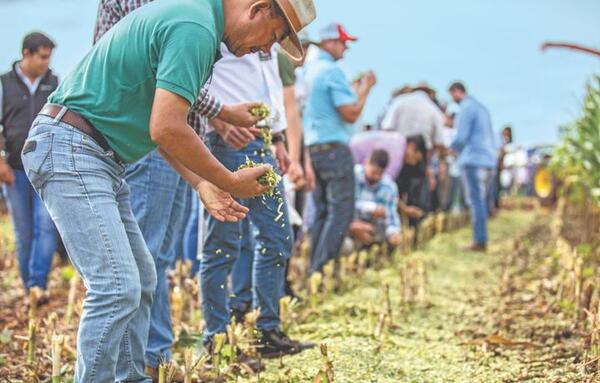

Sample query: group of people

[0,0,506,381]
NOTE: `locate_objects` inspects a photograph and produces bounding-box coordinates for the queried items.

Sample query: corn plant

[211,333,227,374]
[322,260,336,293]
[309,272,323,309]
[552,76,600,207]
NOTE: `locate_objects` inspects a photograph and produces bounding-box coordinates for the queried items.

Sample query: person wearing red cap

[303,22,377,273]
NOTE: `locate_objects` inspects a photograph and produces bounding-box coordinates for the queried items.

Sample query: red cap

[319,23,359,43]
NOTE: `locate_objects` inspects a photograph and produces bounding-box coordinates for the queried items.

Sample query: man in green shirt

[21,0,316,381]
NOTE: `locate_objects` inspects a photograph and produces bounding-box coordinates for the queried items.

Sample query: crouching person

[350,149,402,248]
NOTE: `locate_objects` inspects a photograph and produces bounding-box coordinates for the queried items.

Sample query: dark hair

[22,32,56,54]
[368,149,390,169]
[406,135,427,158]
[448,81,466,93]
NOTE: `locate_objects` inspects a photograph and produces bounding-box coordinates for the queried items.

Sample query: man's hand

[404,206,424,219]
[304,155,316,191]
[349,220,375,244]
[361,71,377,90]
[218,102,265,128]
[388,232,402,247]
[0,162,15,186]
[287,161,305,190]
[372,205,387,219]
[196,181,249,222]
[274,141,290,174]
[211,118,257,149]
[229,164,272,199]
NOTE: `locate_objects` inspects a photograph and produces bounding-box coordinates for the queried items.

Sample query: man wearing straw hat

[21,0,316,381]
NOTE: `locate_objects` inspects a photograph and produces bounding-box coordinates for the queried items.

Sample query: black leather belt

[308,142,345,154]
[39,104,124,165]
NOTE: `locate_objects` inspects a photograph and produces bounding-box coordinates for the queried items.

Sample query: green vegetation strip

[243,211,545,383]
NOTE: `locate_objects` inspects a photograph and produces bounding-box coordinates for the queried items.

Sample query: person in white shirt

[201,43,313,358]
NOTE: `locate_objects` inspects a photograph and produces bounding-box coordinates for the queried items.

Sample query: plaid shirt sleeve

[383,181,401,237]
[94,0,151,43]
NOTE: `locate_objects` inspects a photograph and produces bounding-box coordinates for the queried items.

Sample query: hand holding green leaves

[238,157,281,197]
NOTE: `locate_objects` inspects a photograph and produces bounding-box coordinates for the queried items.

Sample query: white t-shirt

[207,44,287,133]
[381,90,445,150]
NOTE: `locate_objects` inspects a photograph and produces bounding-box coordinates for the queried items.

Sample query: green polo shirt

[48,0,224,163]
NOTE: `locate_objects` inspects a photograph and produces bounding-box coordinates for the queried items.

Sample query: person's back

[303,51,355,145]
[381,90,444,150]
[50,0,221,163]
[453,96,497,168]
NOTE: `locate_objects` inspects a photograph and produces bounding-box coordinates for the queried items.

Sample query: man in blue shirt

[449,82,497,251]
[303,23,376,272]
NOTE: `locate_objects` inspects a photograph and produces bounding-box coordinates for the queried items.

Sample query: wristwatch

[272,133,286,144]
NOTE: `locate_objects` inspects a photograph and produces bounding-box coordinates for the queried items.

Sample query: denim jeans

[309,145,355,273]
[22,114,157,383]
[229,219,256,313]
[125,150,189,368]
[2,169,58,289]
[201,133,293,341]
[184,194,201,277]
[462,166,493,245]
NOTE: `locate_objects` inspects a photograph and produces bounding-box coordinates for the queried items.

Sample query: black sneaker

[255,329,315,358]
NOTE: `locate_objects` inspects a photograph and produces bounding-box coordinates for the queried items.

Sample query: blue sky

[1,0,599,146]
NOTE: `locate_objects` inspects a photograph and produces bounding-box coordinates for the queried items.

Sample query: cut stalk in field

[51,334,64,383]
[65,275,79,325]
[184,348,193,383]
[27,318,36,364]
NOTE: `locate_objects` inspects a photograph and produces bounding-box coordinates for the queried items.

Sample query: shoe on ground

[203,339,264,373]
[464,243,487,252]
[146,365,186,383]
[255,329,315,359]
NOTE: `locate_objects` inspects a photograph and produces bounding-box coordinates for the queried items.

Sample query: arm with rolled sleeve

[450,105,473,154]
[384,182,401,238]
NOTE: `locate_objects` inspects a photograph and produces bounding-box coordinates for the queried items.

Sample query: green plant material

[260,127,272,148]
[309,272,323,309]
[238,157,281,197]
[183,348,194,383]
[60,266,76,282]
[551,76,600,207]
[51,334,64,383]
[322,260,336,293]
[158,363,167,383]
[0,329,12,345]
[250,103,270,119]
[27,318,36,364]
[211,333,227,373]
[383,283,393,325]
[357,250,368,273]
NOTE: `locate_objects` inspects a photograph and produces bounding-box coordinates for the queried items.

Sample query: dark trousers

[309,144,355,273]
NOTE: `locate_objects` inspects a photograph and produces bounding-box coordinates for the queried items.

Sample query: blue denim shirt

[450,95,498,168]
[303,50,358,146]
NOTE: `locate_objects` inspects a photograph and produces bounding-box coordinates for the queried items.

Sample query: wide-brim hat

[273,0,317,60]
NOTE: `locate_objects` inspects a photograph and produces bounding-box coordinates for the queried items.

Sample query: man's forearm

[283,86,302,162]
[154,123,235,191]
[158,148,202,188]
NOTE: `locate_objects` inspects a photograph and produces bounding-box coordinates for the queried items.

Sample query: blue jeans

[201,133,293,340]
[229,219,256,313]
[462,166,493,245]
[2,169,58,289]
[309,145,355,273]
[125,150,189,368]
[22,115,157,383]
[184,194,201,277]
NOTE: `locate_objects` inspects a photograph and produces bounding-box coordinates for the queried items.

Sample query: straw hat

[273,0,317,59]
